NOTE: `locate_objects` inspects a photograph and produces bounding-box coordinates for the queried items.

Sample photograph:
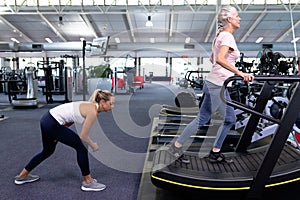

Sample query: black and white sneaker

[206,150,233,163]
[167,143,190,164]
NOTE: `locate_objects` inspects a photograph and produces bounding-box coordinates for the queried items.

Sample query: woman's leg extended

[50,125,90,176]
[176,83,212,146]
[169,82,213,164]
[24,132,58,172]
[17,132,57,183]
[23,112,59,172]
[213,89,236,150]
[28,111,90,176]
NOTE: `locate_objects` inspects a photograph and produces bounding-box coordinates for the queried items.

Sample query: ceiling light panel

[255,37,263,43]
[45,37,53,43]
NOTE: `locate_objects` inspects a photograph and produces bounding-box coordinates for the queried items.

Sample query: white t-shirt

[206,31,240,86]
[49,101,85,125]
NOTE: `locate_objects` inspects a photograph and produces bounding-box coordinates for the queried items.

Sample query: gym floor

[1,82,299,200]
[0,82,181,200]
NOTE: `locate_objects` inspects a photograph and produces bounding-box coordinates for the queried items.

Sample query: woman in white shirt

[14,89,114,191]
[168,5,254,163]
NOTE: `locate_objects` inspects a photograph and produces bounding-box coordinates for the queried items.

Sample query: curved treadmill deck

[151,144,300,191]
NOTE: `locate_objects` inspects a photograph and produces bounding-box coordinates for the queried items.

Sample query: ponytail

[88,89,113,103]
[212,6,237,48]
[217,6,237,32]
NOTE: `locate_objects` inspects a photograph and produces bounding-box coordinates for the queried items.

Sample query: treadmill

[150,75,300,199]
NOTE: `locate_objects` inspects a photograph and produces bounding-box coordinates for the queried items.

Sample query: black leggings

[25,111,90,176]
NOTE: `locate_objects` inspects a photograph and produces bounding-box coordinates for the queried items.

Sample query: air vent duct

[184,44,195,49]
[0,42,17,51]
[32,44,43,50]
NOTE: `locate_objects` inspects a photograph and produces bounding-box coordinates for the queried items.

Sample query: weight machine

[37,60,72,103]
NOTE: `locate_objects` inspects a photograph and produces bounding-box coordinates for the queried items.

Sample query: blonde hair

[88,89,113,103]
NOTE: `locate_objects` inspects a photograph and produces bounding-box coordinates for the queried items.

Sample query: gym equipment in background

[11,66,38,107]
[37,60,72,103]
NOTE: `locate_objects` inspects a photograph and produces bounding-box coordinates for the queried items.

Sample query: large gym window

[1,0,299,6]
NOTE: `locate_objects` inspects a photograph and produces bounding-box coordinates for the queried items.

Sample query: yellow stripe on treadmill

[151,175,250,190]
[152,175,300,190]
[265,177,300,187]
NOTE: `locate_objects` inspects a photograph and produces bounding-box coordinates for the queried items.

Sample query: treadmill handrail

[221,75,300,124]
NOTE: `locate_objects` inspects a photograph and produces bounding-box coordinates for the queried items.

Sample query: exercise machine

[11,66,38,107]
[37,60,72,103]
[151,75,300,199]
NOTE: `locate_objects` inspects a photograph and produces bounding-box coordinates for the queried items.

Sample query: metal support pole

[82,40,86,101]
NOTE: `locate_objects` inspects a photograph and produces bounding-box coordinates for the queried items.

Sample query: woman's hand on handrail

[236,71,254,82]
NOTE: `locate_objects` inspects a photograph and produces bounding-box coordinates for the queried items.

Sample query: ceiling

[0,2,300,58]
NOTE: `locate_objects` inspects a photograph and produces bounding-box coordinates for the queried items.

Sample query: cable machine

[37,60,72,103]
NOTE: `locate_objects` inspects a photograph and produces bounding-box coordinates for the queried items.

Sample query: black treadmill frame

[221,76,300,198]
[151,75,300,199]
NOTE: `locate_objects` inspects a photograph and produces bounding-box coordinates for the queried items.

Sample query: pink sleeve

[220,32,237,50]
